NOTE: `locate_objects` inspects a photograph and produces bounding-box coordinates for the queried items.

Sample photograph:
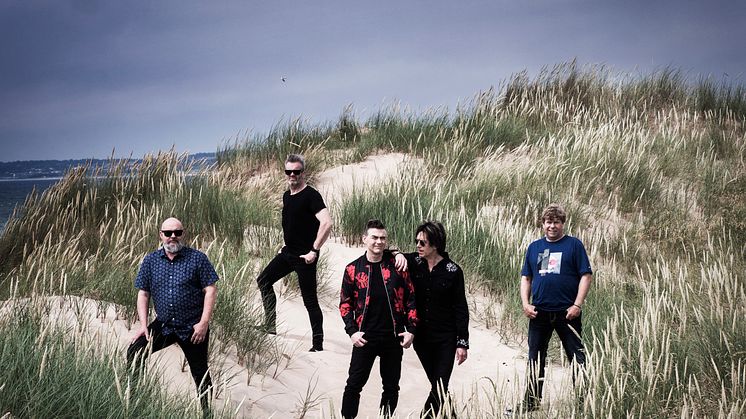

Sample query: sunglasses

[415,239,428,247]
[285,169,303,176]
[161,230,183,238]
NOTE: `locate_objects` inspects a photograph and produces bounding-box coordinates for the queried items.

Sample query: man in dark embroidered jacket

[339,219,417,419]
[396,221,469,418]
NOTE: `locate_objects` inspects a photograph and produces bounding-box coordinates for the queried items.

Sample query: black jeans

[341,336,403,419]
[414,337,457,418]
[525,310,585,406]
[126,320,212,410]
[256,251,323,347]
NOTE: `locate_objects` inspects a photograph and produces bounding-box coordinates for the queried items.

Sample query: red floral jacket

[339,252,418,337]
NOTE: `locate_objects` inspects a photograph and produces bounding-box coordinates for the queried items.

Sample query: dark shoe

[311,334,323,352]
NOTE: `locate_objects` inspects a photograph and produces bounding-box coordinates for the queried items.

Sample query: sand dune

[17,154,572,418]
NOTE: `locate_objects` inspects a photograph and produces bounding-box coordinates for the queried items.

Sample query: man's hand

[191,321,209,344]
[300,251,318,264]
[456,348,468,365]
[522,303,538,319]
[132,324,150,343]
[399,331,414,348]
[350,331,367,347]
[394,253,408,271]
[566,304,581,320]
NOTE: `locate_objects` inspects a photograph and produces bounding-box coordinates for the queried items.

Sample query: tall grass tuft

[0,298,198,418]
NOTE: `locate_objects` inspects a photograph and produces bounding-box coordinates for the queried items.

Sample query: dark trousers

[126,320,212,410]
[256,251,323,347]
[525,311,585,406]
[414,337,457,418]
[341,336,403,419]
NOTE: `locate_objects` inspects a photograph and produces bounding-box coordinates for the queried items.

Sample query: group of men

[126,154,593,417]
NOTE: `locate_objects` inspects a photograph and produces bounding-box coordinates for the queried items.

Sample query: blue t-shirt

[520,235,592,311]
[135,246,219,340]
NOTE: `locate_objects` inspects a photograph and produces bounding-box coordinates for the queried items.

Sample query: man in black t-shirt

[256,154,332,351]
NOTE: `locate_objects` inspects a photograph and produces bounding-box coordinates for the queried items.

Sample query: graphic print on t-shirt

[539,251,562,275]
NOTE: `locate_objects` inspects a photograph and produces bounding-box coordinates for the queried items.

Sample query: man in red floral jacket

[339,219,418,419]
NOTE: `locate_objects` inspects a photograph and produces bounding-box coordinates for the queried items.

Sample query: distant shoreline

[0,177,63,182]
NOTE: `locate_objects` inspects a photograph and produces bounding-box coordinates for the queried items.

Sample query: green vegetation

[0,298,197,418]
[2,62,744,417]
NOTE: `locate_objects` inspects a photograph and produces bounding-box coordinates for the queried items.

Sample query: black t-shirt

[281,185,326,256]
[362,261,395,340]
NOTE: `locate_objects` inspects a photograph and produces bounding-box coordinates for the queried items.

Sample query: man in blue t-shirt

[518,204,592,413]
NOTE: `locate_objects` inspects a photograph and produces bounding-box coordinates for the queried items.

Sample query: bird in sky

[281,76,287,83]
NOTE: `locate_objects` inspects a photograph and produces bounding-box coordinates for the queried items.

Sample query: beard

[163,241,183,253]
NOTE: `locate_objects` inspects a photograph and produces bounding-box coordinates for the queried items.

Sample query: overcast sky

[1,1,744,162]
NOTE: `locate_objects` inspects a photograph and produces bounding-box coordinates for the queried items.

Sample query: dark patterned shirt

[135,246,219,340]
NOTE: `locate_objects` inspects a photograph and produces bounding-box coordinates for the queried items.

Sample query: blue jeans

[525,310,585,405]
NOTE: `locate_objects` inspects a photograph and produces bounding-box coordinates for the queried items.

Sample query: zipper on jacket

[380,264,398,339]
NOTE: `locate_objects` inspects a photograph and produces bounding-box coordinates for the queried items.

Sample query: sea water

[0,178,60,233]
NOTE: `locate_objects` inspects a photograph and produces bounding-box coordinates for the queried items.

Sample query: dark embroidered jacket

[405,252,469,349]
[339,252,418,337]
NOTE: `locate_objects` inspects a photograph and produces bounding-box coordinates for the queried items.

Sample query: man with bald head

[127,217,219,412]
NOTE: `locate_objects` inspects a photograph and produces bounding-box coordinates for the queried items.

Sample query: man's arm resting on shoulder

[392,251,409,272]
[301,208,332,264]
[520,275,537,319]
[192,284,217,344]
[567,273,592,320]
[132,290,151,342]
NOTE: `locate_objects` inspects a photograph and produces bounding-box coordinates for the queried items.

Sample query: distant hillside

[0,152,216,179]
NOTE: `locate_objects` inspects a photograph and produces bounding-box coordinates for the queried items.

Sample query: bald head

[159,217,185,254]
[161,217,184,231]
